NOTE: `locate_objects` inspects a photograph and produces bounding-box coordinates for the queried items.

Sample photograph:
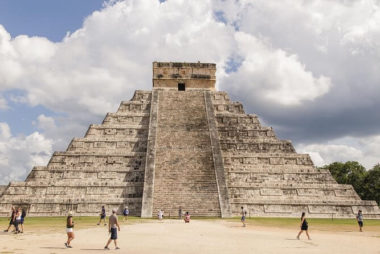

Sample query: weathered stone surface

[0,62,379,218]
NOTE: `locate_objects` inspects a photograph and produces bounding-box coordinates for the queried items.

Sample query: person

[157,209,164,220]
[356,210,363,232]
[4,206,15,232]
[241,206,247,227]
[104,209,120,250]
[97,206,107,226]
[297,212,311,240]
[14,207,22,234]
[19,208,26,233]
[178,207,182,219]
[65,211,75,248]
[123,207,129,221]
[184,212,190,223]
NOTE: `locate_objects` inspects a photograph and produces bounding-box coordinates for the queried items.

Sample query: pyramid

[1,62,379,218]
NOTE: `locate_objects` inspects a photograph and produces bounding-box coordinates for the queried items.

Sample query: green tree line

[320,162,380,206]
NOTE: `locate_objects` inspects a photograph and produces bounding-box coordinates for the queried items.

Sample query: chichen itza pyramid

[1,62,379,218]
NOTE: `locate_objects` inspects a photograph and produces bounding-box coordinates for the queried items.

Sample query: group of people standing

[3,206,26,234]
[158,207,191,223]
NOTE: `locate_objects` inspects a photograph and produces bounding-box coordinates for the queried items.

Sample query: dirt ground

[0,219,379,254]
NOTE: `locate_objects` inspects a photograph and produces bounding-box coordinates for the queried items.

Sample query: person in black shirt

[97,206,107,226]
[297,212,311,240]
[4,206,15,232]
[65,211,75,248]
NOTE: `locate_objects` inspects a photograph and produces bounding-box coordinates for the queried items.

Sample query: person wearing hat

[104,208,120,250]
[65,211,75,248]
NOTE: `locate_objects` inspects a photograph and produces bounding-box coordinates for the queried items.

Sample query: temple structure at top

[0,62,379,218]
[152,62,216,90]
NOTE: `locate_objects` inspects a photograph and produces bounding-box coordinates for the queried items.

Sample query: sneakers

[104,246,110,250]
[116,247,120,250]
[3,230,8,232]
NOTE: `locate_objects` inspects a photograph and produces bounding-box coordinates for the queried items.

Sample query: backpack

[22,209,27,218]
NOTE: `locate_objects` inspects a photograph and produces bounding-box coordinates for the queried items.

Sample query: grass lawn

[0,216,147,233]
[1,216,379,233]
[229,217,380,232]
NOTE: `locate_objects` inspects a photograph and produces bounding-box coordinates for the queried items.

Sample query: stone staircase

[152,90,221,217]
[211,91,380,218]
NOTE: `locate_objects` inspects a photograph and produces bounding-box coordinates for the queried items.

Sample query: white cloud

[297,135,380,169]
[0,0,380,181]
[0,122,53,184]
[221,32,331,105]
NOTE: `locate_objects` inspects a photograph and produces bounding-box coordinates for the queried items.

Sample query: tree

[363,164,380,205]
[322,161,367,199]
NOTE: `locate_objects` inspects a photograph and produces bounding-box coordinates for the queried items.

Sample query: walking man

[4,206,15,232]
[97,205,107,226]
[356,210,364,232]
[104,209,120,250]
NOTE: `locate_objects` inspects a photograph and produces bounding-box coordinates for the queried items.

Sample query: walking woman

[297,212,311,240]
[65,211,75,248]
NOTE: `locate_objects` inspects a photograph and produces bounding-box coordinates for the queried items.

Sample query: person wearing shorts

[14,207,22,234]
[65,211,75,248]
[356,210,364,232]
[104,209,120,250]
[97,206,107,226]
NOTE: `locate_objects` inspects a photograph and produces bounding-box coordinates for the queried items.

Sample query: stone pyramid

[1,62,379,218]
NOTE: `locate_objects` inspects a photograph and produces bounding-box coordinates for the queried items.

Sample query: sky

[0,0,380,184]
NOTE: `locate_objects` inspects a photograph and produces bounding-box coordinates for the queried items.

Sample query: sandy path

[0,220,379,254]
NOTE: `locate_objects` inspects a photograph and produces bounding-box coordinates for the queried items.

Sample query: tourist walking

[14,207,22,234]
[157,209,164,220]
[104,209,120,250]
[297,212,311,240]
[65,211,75,248]
[123,206,129,221]
[4,206,15,232]
[184,211,190,223]
[178,207,182,219]
[19,208,26,233]
[241,206,247,227]
[356,210,364,232]
[97,205,107,225]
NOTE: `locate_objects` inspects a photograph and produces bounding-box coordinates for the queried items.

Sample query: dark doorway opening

[178,83,185,91]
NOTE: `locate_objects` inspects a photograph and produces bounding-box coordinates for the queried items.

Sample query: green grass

[228,217,380,232]
[0,216,146,232]
[1,216,379,232]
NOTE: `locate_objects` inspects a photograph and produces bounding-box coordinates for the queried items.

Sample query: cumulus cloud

[0,122,53,184]
[297,135,380,169]
[222,32,331,105]
[0,0,380,182]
